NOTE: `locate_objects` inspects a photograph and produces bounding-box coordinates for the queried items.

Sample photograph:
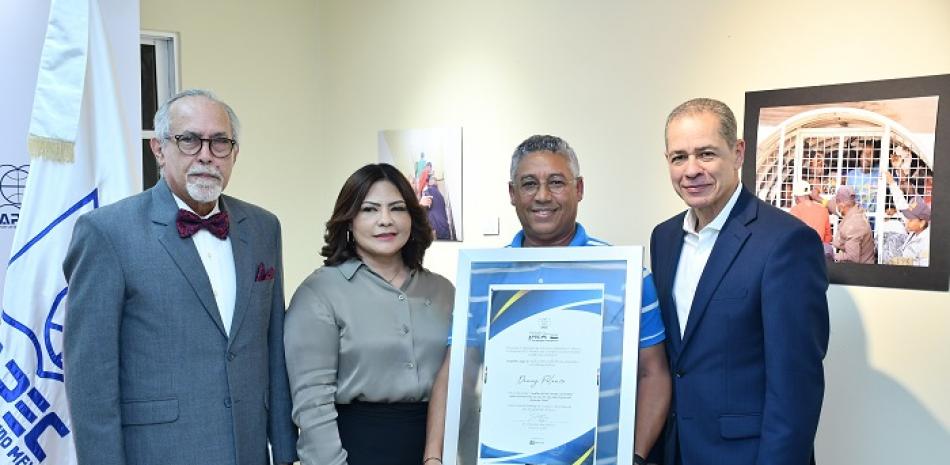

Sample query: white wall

[0,0,50,300]
[143,0,950,462]
[141,0,323,286]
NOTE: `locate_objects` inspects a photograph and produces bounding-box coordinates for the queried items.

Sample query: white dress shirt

[173,194,237,335]
[673,183,743,337]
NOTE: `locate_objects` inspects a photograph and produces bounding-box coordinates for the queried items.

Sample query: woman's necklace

[384,266,404,285]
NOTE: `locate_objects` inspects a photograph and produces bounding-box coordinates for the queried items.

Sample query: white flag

[0,0,140,463]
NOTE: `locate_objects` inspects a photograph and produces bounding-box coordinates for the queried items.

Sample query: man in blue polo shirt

[424,135,670,465]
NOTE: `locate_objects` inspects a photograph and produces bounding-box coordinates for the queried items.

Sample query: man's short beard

[187,179,222,203]
[186,166,224,203]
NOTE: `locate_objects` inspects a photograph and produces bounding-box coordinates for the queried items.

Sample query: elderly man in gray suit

[63,89,298,465]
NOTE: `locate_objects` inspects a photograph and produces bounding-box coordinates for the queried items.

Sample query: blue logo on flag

[0,189,98,463]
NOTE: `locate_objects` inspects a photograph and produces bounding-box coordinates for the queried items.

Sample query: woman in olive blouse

[284,163,454,465]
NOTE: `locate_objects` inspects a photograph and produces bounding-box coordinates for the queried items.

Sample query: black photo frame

[743,74,950,291]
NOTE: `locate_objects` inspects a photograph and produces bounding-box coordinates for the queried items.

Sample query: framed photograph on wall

[442,246,643,465]
[743,74,950,291]
[378,127,463,241]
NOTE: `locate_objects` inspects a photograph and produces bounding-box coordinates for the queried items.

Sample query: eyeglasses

[171,134,237,158]
[514,176,575,196]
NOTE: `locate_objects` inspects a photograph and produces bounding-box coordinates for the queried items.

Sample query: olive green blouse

[284,258,454,465]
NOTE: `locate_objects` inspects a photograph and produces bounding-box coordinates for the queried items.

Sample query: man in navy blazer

[63,90,297,465]
[650,98,829,465]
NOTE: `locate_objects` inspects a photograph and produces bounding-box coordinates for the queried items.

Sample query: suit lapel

[151,179,228,337]
[680,189,755,351]
[659,216,687,352]
[222,196,254,347]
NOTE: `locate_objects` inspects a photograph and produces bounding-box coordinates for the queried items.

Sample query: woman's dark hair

[321,163,434,269]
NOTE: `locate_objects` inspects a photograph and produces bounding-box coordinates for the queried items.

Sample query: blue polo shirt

[509,223,666,348]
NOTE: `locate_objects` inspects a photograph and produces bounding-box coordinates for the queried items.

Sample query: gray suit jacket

[63,179,298,465]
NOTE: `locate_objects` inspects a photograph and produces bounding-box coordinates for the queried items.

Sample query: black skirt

[336,401,428,465]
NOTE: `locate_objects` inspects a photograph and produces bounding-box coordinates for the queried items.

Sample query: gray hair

[153,89,241,143]
[510,135,580,181]
[665,98,737,150]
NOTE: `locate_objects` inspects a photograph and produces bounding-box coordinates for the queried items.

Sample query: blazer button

[224,397,232,408]
[227,352,236,361]
[675,371,684,378]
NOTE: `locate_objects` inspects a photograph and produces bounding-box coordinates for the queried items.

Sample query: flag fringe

[27,134,75,162]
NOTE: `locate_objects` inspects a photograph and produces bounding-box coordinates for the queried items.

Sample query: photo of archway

[744,75,950,291]
[378,127,462,241]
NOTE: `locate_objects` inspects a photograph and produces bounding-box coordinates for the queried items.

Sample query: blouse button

[398,294,406,301]
[406,362,415,369]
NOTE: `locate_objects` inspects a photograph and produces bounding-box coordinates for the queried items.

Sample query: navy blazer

[650,187,829,465]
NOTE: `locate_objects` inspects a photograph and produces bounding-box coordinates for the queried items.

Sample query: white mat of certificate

[478,284,604,465]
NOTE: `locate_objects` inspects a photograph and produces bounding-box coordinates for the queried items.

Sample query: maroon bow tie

[176,209,229,239]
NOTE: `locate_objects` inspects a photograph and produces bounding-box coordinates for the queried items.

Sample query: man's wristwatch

[634,453,647,465]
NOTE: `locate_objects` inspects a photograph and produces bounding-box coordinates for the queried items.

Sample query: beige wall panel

[143,0,950,461]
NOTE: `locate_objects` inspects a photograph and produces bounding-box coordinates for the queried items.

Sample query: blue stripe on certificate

[488,287,604,338]
[479,428,595,465]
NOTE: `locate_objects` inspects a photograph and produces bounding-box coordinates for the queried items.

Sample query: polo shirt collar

[509,223,589,248]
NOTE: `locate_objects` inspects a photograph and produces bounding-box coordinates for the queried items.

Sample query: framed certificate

[444,247,644,465]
